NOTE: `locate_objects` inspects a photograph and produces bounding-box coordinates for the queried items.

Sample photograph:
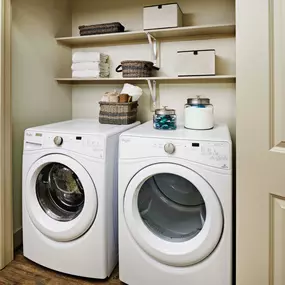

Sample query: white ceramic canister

[184,96,214,130]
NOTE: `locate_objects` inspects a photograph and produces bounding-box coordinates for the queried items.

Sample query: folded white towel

[72,52,109,63]
[71,62,110,71]
[72,70,109,78]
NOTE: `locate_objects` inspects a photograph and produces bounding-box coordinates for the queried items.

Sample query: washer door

[124,163,223,266]
[25,154,98,242]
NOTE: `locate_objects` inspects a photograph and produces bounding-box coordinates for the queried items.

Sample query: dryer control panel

[24,130,105,159]
[120,136,232,170]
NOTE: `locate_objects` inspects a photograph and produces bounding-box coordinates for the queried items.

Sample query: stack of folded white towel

[72,52,110,78]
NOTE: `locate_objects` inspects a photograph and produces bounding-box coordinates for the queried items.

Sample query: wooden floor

[0,250,122,285]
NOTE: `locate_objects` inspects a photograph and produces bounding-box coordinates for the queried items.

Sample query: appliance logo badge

[121,138,131,143]
[26,132,33,137]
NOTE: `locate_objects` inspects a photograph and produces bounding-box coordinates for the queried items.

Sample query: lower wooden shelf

[55,75,236,84]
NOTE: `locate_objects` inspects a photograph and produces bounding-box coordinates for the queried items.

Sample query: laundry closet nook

[11,0,236,249]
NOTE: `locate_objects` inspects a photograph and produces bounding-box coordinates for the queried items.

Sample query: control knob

[54,136,63,146]
[164,143,175,154]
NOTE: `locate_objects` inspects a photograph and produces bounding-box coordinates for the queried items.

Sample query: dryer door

[25,154,98,242]
[124,163,223,266]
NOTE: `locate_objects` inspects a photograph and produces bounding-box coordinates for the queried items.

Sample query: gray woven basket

[79,22,125,36]
[116,60,159,78]
[99,101,138,125]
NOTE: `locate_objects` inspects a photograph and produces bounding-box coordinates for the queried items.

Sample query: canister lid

[155,106,176,115]
[187,96,210,105]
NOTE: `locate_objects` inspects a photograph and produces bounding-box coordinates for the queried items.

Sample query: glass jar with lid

[184,96,214,130]
[153,106,177,130]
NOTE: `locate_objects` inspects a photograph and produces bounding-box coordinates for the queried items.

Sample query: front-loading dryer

[118,121,232,285]
[22,119,140,278]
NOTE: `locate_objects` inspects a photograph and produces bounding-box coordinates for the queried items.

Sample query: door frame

[0,0,13,269]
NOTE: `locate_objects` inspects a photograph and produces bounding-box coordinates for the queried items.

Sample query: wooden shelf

[55,75,236,84]
[56,24,235,47]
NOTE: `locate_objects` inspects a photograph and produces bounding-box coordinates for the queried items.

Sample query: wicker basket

[79,22,125,36]
[99,101,138,125]
[116,60,159,78]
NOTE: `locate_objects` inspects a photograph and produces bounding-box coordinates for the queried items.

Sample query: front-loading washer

[119,121,232,285]
[22,119,140,278]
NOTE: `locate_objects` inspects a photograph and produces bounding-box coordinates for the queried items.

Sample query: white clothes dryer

[22,119,140,278]
[119,121,232,285]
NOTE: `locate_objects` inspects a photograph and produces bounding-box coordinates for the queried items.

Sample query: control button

[54,136,63,146]
[164,143,175,154]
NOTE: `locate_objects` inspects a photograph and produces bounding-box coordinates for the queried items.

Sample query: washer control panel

[120,136,231,170]
[24,131,105,159]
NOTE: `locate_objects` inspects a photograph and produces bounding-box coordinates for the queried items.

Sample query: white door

[236,0,285,284]
[124,163,223,266]
[25,154,98,242]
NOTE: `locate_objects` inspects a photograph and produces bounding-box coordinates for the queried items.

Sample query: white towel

[72,52,109,63]
[71,62,110,71]
[121,83,143,101]
[72,70,109,78]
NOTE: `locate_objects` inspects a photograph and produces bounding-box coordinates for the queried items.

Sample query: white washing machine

[119,121,232,285]
[22,119,140,278]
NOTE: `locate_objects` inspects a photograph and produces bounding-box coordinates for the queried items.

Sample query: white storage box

[177,49,216,76]
[143,3,183,30]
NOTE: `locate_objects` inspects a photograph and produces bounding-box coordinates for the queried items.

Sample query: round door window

[36,163,85,222]
[138,173,206,243]
[26,154,98,241]
[124,163,223,266]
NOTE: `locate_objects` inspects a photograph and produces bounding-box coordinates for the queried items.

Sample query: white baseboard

[13,227,22,249]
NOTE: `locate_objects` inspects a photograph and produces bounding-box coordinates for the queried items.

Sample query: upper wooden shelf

[56,24,235,47]
[55,75,236,84]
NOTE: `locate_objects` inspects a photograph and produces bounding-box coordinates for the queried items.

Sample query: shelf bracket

[147,79,158,111]
[146,32,160,69]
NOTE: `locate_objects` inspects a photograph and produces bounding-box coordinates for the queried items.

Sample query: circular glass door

[138,173,206,243]
[36,163,85,222]
[124,163,223,266]
[25,154,98,242]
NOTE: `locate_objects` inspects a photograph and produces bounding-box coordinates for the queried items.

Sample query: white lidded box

[177,49,216,76]
[143,3,183,30]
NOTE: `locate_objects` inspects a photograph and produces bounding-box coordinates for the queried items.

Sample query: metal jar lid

[155,106,176,115]
[187,96,210,105]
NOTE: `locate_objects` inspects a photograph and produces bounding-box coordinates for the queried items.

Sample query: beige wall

[12,0,72,234]
[71,0,236,141]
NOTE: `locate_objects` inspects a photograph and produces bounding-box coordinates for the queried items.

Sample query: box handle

[158,5,162,9]
[194,51,198,55]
